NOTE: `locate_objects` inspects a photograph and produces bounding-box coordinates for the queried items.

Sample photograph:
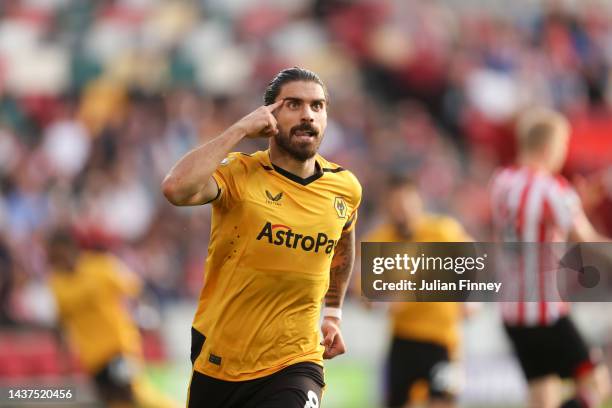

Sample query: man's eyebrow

[284,97,327,104]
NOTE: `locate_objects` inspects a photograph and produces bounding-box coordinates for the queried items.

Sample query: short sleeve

[342,172,362,233]
[211,153,249,209]
[438,217,472,242]
[547,181,584,232]
[100,255,142,298]
[343,209,358,232]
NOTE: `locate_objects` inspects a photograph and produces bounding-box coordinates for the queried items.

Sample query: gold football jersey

[364,216,469,355]
[192,150,361,381]
[49,252,142,374]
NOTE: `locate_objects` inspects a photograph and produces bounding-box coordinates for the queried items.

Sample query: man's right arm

[569,213,611,242]
[162,99,283,206]
[162,125,245,206]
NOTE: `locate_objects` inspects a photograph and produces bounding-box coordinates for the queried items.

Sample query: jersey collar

[261,150,324,186]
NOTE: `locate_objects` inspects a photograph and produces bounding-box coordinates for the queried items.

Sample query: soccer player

[363,175,471,408]
[162,67,361,407]
[48,230,178,408]
[489,108,611,408]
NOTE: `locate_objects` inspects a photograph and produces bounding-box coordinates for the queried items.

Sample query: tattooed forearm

[325,228,356,308]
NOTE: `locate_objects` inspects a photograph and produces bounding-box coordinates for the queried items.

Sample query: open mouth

[293,129,317,137]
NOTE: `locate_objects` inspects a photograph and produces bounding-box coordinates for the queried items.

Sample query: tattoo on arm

[325,228,356,308]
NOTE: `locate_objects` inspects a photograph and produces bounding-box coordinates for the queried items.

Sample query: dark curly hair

[263,67,328,106]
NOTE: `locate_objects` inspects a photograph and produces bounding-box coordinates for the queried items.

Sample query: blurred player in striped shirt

[489,108,610,408]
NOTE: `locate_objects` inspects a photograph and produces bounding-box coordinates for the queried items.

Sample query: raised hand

[235,99,284,139]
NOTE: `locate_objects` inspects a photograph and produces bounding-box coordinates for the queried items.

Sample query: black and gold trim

[190,327,206,365]
[203,179,222,204]
[322,167,345,173]
[342,212,356,231]
[271,162,324,186]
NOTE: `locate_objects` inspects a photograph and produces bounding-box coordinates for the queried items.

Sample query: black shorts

[504,316,595,381]
[188,363,325,408]
[385,337,458,408]
[92,355,136,403]
[188,328,325,408]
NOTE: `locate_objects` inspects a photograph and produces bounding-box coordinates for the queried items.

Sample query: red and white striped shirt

[490,165,583,326]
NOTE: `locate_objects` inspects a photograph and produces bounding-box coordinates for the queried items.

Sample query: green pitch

[143,361,612,408]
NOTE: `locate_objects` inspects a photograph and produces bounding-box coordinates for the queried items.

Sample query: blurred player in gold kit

[163,67,361,407]
[48,230,177,408]
[363,175,472,408]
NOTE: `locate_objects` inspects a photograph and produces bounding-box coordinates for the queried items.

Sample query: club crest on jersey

[265,190,283,206]
[334,197,347,218]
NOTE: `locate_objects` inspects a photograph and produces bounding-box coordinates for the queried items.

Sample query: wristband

[323,307,342,320]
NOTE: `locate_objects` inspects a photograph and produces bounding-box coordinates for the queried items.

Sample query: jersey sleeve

[100,255,142,298]
[211,153,250,209]
[437,217,472,242]
[342,172,362,233]
[547,180,584,232]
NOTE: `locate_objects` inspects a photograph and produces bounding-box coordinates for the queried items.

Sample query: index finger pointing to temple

[267,98,284,112]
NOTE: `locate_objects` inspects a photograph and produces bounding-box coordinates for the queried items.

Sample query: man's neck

[269,144,318,179]
[518,155,551,174]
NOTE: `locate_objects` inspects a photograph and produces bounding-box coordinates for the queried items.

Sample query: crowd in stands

[0,0,611,326]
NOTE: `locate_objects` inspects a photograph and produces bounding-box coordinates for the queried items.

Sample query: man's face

[387,186,423,238]
[272,81,327,162]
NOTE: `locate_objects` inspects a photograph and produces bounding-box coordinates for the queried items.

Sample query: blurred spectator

[0,238,14,325]
[0,2,609,407]
[0,0,610,324]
